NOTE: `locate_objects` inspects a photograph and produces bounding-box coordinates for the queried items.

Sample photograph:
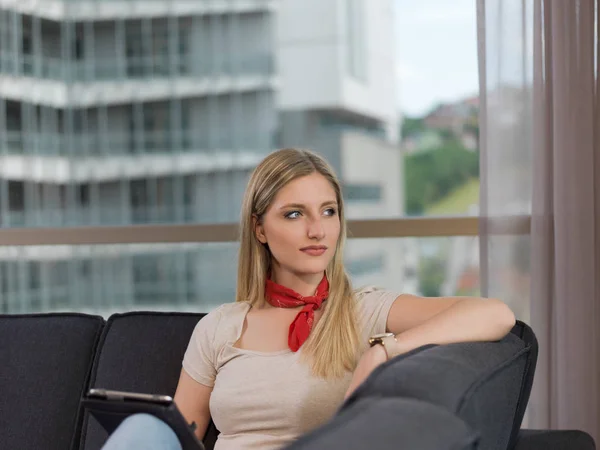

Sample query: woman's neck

[270,269,324,297]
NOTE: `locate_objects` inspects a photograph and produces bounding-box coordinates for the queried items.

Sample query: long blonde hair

[236,148,361,379]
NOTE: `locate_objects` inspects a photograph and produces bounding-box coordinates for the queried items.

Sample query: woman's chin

[293,265,329,277]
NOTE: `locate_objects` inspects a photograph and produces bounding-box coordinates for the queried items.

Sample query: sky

[394,0,479,117]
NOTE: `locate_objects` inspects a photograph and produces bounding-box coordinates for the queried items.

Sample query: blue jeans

[102,414,182,450]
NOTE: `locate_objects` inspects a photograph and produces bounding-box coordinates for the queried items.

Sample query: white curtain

[478,0,600,442]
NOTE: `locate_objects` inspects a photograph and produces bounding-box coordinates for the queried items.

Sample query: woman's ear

[253,214,267,244]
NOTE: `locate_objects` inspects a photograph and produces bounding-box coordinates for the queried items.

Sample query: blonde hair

[236,148,361,379]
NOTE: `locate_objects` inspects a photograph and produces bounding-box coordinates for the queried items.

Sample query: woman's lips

[300,246,327,256]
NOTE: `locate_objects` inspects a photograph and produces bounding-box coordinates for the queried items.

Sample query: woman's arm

[345,295,516,399]
[173,369,213,441]
[386,295,516,356]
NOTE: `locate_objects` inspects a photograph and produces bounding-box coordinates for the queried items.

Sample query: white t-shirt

[182,287,399,450]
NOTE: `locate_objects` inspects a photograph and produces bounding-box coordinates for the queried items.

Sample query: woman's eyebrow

[279,200,337,210]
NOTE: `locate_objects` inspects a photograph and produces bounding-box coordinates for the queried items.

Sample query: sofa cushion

[345,332,529,450]
[514,429,596,450]
[0,313,104,450]
[508,321,539,448]
[284,396,479,450]
[79,312,204,450]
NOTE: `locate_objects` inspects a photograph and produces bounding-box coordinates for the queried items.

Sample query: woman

[103,148,516,450]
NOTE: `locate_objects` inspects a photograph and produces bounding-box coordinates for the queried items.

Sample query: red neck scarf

[264,275,329,352]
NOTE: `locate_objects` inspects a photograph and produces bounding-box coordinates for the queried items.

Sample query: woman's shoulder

[191,301,250,340]
[353,285,394,302]
[353,285,401,337]
[353,285,382,296]
[207,301,251,316]
[353,285,402,308]
[198,301,250,326]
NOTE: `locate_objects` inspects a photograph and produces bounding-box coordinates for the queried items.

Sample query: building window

[343,183,382,201]
[346,0,367,81]
[78,184,90,206]
[8,181,24,210]
[346,253,385,276]
[319,111,385,138]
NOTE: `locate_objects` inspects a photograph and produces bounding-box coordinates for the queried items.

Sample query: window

[397,0,480,217]
[343,183,383,202]
[0,1,497,316]
[346,253,385,277]
[125,20,144,77]
[346,0,367,81]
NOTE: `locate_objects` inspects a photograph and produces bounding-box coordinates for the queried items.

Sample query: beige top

[182,287,399,450]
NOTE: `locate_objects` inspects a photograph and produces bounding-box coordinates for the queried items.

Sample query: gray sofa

[0,312,595,450]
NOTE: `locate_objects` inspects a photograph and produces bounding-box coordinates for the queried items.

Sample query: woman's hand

[344,344,388,400]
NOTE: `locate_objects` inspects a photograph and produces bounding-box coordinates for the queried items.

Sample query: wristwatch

[368,332,397,359]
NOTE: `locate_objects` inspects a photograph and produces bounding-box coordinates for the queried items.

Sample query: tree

[404,140,479,215]
[400,116,426,139]
[419,256,446,297]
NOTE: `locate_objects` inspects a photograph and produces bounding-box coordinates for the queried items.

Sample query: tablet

[82,388,205,450]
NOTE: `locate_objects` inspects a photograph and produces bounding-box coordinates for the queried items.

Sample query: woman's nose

[307,218,325,239]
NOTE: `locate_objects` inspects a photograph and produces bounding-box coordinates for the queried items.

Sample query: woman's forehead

[272,174,336,205]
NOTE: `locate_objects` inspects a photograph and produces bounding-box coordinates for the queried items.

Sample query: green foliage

[404,140,479,215]
[418,257,446,297]
[401,117,426,138]
[426,178,479,215]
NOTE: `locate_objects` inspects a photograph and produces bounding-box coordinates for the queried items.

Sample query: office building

[0,0,404,314]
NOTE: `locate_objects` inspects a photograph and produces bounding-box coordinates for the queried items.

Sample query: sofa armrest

[285,397,478,450]
[513,429,595,450]
[344,335,529,450]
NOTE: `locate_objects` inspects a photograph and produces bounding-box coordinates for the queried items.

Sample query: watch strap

[380,334,398,360]
[373,334,397,360]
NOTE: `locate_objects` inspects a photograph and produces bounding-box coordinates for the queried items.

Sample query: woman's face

[255,172,341,283]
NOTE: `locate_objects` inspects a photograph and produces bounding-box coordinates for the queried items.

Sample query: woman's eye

[285,211,301,219]
[324,208,337,216]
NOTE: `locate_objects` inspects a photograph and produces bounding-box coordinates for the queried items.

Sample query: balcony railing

[3,204,196,228]
[0,216,532,247]
[2,130,272,157]
[0,52,274,82]
[0,281,208,314]
[63,0,272,6]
